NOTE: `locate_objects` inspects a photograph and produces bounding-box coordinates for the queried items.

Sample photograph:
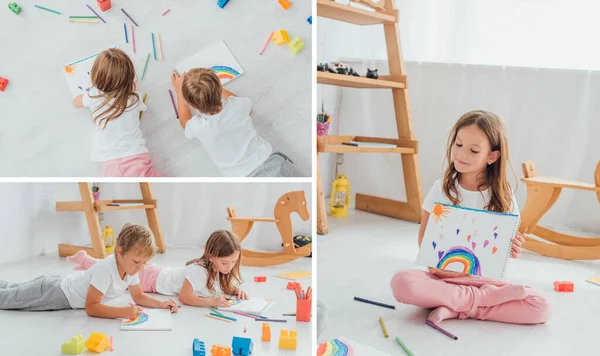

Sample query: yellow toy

[278,329,297,350]
[261,323,271,342]
[211,345,231,356]
[61,334,85,354]
[287,37,305,55]
[272,30,290,45]
[103,225,114,255]
[330,174,350,217]
[85,332,110,353]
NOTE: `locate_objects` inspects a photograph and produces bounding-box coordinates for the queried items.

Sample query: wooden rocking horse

[519,160,600,260]
[226,191,311,266]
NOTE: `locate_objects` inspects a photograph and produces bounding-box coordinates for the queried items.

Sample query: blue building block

[231,336,253,356]
[217,0,229,9]
[307,16,312,24]
[193,339,206,356]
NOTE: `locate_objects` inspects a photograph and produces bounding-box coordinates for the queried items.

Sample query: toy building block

[278,0,291,10]
[554,281,574,292]
[231,336,253,356]
[61,334,85,354]
[217,0,229,9]
[0,77,9,92]
[97,0,111,12]
[193,339,206,356]
[287,37,305,55]
[307,16,312,24]
[211,345,232,356]
[261,323,271,342]
[272,30,290,45]
[286,281,300,290]
[254,276,267,282]
[8,2,21,15]
[278,329,297,350]
[85,332,110,353]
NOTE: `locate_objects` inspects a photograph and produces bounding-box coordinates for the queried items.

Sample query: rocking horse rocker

[226,191,312,266]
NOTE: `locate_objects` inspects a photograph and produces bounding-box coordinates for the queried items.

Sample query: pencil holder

[316,122,329,137]
[97,0,111,12]
[296,298,311,322]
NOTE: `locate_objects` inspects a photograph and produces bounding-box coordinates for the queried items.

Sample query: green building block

[8,2,22,15]
[287,37,305,55]
[61,334,85,354]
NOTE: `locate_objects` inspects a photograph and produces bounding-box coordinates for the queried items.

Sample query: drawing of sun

[64,65,77,75]
[431,204,451,223]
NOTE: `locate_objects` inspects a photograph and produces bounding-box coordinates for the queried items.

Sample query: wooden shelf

[100,204,155,211]
[317,0,396,25]
[317,135,417,154]
[521,177,600,192]
[317,72,406,89]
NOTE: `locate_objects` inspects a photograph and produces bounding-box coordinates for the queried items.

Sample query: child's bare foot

[428,306,459,324]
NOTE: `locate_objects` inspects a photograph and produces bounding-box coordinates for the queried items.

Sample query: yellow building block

[262,323,271,342]
[84,332,110,353]
[287,36,305,55]
[278,329,297,350]
[273,30,290,45]
[61,334,85,354]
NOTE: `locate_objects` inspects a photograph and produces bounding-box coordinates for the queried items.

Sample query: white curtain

[318,1,600,234]
[0,183,312,264]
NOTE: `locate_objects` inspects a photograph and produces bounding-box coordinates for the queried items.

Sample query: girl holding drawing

[68,229,248,308]
[0,224,178,318]
[71,48,165,177]
[390,110,552,325]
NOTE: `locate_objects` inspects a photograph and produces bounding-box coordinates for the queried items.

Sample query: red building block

[554,281,574,292]
[97,0,111,12]
[0,77,8,92]
[254,276,267,282]
[286,282,300,290]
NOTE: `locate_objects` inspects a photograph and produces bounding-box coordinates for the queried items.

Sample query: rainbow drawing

[436,246,482,276]
[122,313,149,327]
[209,65,241,81]
[317,338,354,356]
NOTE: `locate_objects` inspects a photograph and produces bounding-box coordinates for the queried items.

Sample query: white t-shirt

[184,96,273,177]
[60,254,140,309]
[82,88,149,162]
[154,264,220,297]
[422,179,519,215]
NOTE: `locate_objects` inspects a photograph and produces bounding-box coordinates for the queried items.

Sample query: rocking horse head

[275,191,309,221]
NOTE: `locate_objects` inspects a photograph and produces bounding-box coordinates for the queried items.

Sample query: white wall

[0,183,312,264]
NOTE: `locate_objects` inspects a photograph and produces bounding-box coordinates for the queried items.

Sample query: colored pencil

[306,287,312,299]
[260,31,274,55]
[140,53,150,80]
[379,317,389,338]
[124,23,128,43]
[205,314,231,323]
[69,16,98,19]
[167,298,182,308]
[69,19,99,23]
[152,33,157,61]
[121,8,138,27]
[209,307,224,316]
[157,33,164,61]
[110,336,113,352]
[210,312,237,322]
[168,89,179,118]
[86,4,106,24]
[162,9,170,16]
[354,297,396,310]
[233,311,259,319]
[139,94,147,120]
[282,313,296,316]
[34,5,61,15]
[395,337,414,356]
[132,26,136,53]
[256,318,287,322]
[246,312,267,319]
[425,320,458,340]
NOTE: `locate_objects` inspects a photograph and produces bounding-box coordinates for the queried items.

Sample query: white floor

[317,208,600,356]
[0,248,313,355]
[0,0,311,176]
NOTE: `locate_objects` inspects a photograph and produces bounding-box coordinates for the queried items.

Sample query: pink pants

[101,152,166,177]
[390,269,552,324]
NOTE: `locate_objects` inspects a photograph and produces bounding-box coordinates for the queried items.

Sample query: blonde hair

[89,48,139,129]
[186,230,242,296]
[442,110,516,213]
[181,68,223,115]
[117,223,157,258]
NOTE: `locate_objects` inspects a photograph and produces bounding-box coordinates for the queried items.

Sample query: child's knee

[525,292,552,324]
[390,270,420,303]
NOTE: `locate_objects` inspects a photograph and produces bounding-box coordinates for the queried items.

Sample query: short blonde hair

[182,68,223,114]
[117,223,157,258]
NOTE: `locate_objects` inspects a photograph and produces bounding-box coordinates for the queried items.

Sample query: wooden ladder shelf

[56,182,166,259]
[316,0,423,234]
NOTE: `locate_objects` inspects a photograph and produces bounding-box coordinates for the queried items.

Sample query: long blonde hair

[117,223,157,258]
[442,110,516,213]
[186,230,242,296]
[89,48,139,129]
